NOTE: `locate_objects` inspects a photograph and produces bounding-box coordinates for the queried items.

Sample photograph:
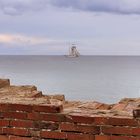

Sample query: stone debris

[0,78,139,118]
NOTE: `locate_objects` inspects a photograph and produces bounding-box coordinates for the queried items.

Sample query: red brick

[66,115,134,126]
[40,113,66,122]
[28,129,40,137]
[0,119,9,127]
[9,104,33,112]
[107,117,139,126]
[110,135,140,140]
[102,126,140,136]
[0,111,3,118]
[0,128,3,134]
[60,123,100,134]
[94,117,109,125]
[39,121,59,130]
[67,114,95,124]
[0,104,9,111]
[95,135,140,140]
[10,120,34,128]
[3,128,30,136]
[40,131,66,139]
[132,128,140,136]
[92,117,138,126]
[95,135,110,140]
[10,136,34,140]
[27,112,40,120]
[0,104,32,112]
[33,104,63,113]
[67,133,95,140]
[0,135,9,140]
[3,112,27,119]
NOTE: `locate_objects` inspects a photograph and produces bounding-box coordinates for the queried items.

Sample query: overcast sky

[1,0,140,55]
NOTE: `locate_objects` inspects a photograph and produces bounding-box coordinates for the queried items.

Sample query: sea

[0,55,140,104]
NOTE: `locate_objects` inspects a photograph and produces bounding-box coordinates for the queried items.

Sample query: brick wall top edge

[0,78,140,118]
[0,102,63,113]
[67,113,137,120]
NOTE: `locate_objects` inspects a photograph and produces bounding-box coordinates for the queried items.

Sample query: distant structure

[68,44,80,57]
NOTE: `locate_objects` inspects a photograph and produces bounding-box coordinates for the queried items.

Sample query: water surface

[0,55,140,103]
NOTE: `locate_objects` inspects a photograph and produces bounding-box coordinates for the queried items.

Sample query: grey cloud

[0,0,49,15]
[51,0,140,14]
[0,0,140,15]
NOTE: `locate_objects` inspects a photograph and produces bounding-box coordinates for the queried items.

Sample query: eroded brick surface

[0,79,140,140]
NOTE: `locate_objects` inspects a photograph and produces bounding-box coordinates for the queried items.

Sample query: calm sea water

[0,55,140,103]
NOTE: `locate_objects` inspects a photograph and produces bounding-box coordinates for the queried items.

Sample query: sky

[1,0,140,55]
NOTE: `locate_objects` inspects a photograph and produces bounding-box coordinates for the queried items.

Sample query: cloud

[0,0,49,15]
[1,0,140,16]
[51,0,140,14]
[0,34,55,45]
[0,34,69,51]
[0,33,70,55]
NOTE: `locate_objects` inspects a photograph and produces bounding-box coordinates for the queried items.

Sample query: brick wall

[0,79,139,140]
[0,102,140,140]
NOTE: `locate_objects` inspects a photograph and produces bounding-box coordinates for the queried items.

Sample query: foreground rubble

[0,79,140,140]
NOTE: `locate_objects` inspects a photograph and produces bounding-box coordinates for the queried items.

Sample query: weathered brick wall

[0,103,63,140]
[0,79,140,140]
[0,102,140,140]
